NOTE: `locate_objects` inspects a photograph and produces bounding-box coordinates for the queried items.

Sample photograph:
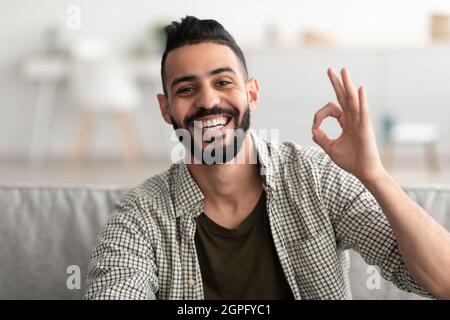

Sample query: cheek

[233,96,249,117]
[225,91,246,108]
[168,101,189,123]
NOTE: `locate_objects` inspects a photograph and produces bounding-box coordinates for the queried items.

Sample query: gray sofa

[1,184,449,300]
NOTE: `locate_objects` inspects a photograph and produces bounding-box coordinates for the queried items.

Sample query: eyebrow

[170,67,237,89]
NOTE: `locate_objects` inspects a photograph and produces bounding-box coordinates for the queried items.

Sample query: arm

[312,67,450,299]
[85,199,159,300]
[363,171,450,299]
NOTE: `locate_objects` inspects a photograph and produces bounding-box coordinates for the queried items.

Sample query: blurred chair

[68,39,142,167]
[383,120,439,170]
[21,54,67,164]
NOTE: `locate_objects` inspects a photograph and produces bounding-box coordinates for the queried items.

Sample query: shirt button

[188,279,196,287]
[176,208,183,217]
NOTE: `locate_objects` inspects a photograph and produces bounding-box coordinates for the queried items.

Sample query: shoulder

[114,163,180,219]
[268,140,332,171]
[266,140,356,192]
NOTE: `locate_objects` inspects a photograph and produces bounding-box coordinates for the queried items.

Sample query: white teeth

[204,124,225,132]
[200,116,228,129]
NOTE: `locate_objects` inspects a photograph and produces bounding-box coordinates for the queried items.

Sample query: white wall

[248,47,450,150]
[1,0,450,160]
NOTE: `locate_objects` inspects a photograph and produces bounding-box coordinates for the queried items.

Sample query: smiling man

[161,32,254,166]
[85,16,450,300]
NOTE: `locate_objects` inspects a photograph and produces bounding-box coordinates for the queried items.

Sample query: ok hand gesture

[312,68,386,183]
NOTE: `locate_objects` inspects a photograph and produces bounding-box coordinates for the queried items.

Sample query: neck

[186,134,263,206]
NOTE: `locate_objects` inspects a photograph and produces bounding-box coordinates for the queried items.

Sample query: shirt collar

[173,130,279,217]
[248,130,279,192]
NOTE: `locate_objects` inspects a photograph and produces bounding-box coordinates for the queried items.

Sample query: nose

[195,85,220,109]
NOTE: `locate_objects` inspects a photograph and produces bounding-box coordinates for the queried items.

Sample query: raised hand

[311,68,386,183]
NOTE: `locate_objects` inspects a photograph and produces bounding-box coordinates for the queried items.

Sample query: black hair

[160,16,248,96]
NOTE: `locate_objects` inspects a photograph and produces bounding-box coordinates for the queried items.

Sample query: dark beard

[171,106,251,165]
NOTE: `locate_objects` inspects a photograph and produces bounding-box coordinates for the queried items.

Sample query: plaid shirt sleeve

[315,151,435,299]
[85,196,159,300]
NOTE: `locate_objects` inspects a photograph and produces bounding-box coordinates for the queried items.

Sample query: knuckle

[345,95,353,103]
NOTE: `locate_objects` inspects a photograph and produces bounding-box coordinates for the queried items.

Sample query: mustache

[184,106,239,127]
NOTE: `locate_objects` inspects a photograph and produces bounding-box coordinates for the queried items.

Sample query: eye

[217,80,232,87]
[177,87,195,95]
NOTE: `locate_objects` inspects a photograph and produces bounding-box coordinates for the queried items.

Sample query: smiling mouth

[192,115,233,132]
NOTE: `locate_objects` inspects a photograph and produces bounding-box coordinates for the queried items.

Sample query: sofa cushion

[0,185,127,299]
[0,184,449,299]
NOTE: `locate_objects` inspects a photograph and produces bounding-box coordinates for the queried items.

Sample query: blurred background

[1,0,450,187]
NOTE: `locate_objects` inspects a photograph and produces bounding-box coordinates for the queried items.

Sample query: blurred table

[384,122,440,170]
[20,54,160,164]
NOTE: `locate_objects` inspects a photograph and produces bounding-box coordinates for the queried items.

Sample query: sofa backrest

[0,184,449,299]
[0,185,128,300]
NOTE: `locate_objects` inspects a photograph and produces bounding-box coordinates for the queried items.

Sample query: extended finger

[341,68,359,114]
[327,68,347,109]
[358,85,370,126]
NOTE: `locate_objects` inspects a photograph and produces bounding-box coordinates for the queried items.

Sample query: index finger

[327,68,346,108]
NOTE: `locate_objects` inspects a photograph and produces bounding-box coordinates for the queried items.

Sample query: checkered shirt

[85,131,432,300]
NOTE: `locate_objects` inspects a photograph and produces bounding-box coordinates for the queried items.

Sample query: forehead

[164,42,244,82]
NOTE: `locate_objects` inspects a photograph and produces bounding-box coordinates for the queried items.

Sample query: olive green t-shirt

[194,191,294,300]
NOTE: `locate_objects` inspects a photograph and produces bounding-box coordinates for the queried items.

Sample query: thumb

[312,127,333,152]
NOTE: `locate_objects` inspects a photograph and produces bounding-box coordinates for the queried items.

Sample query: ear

[246,77,259,112]
[157,93,172,125]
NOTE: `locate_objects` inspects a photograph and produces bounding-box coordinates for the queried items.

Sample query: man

[85,16,450,300]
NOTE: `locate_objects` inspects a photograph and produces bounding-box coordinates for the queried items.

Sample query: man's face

[157,42,259,164]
